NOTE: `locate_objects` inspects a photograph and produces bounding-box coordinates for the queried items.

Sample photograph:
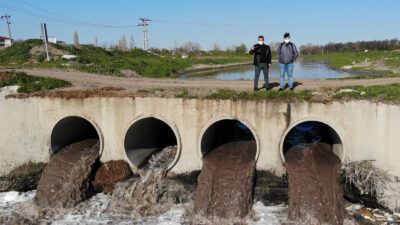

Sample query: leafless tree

[213,43,221,52]
[129,35,135,49]
[73,30,79,45]
[94,36,98,47]
[269,42,281,53]
[118,35,127,50]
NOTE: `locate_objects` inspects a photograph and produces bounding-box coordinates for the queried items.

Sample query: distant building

[40,36,57,44]
[0,36,12,49]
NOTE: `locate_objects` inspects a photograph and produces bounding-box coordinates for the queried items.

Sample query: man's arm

[249,45,255,55]
[267,46,272,65]
[277,44,281,60]
[293,43,299,61]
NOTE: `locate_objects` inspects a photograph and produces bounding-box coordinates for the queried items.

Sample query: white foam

[249,201,287,225]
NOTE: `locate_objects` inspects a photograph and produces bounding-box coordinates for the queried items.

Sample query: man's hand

[251,46,255,51]
[269,64,272,67]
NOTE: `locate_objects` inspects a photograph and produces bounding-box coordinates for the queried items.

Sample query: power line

[0,1,140,28]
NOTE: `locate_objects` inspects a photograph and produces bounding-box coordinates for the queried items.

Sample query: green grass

[206,89,313,100]
[333,84,400,101]
[0,71,72,93]
[0,39,43,66]
[0,39,253,78]
[303,50,400,70]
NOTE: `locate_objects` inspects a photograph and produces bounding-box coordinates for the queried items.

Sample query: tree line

[299,38,400,55]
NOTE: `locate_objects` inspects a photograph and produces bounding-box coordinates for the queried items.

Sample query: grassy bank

[303,51,400,79]
[0,39,252,78]
[0,71,71,93]
[333,83,400,101]
[206,89,313,100]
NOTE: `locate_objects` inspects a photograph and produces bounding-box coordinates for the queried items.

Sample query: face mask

[258,41,264,45]
[284,39,290,44]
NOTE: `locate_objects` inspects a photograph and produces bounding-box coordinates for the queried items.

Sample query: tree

[73,30,79,45]
[118,35,127,50]
[94,36,98,47]
[213,44,221,52]
[235,43,247,53]
[129,35,135,49]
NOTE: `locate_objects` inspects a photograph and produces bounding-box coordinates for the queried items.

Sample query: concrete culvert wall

[201,119,256,157]
[51,116,100,153]
[124,117,178,169]
[282,121,343,160]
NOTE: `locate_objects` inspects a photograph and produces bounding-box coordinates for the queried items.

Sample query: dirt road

[17,68,400,94]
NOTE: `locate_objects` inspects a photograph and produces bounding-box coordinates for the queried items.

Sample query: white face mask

[258,41,264,45]
[284,39,290,44]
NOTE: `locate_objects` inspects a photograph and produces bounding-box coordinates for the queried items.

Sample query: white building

[0,36,12,49]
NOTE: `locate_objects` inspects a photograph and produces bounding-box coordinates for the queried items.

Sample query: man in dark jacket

[277,32,298,91]
[249,35,272,91]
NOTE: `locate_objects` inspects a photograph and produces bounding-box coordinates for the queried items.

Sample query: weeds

[0,71,72,93]
[333,84,400,101]
[206,89,313,100]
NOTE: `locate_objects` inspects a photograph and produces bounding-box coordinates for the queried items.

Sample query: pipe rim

[279,117,346,163]
[199,116,260,162]
[123,114,182,171]
[50,114,104,156]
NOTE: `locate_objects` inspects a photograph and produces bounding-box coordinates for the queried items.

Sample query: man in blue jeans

[277,33,298,91]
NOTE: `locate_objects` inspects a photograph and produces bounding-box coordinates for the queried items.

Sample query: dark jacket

[277,42,299,64]
[249,44,272,66]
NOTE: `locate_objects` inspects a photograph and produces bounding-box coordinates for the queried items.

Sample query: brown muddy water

[35,139,100,208]
[194,140,257,219]
[285,142,346,225]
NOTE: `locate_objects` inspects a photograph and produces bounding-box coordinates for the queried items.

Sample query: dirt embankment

[10,68,400,96]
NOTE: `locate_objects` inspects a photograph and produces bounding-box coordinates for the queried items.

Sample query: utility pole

[138,17,151,51]
[1,14,12,39]
[41,23,50,61]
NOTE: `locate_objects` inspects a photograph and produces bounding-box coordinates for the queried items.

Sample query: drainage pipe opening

[282,121,343,159]
[51,116,100,154]
[201,119,256,158]
[124,117,178,169]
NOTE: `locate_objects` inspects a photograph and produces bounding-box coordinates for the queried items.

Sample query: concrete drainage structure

[124,116,180,169]
[0,97,399,178]
[51,116,102,154]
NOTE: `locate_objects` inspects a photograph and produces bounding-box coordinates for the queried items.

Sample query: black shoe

[265,87,270,91]
[290,88,294,91]
[279,88,284,91]
[253,88,259,92]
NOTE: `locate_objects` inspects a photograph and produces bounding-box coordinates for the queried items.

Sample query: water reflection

[183,60,356,80]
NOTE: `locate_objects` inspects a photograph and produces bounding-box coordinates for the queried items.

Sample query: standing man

[249,35,272,91]
[277,33,298,91]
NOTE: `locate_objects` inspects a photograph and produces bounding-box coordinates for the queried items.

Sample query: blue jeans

[279,63,294,89]
[254,63,269,89]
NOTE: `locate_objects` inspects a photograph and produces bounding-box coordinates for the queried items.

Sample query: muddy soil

[92,160,133,193]
[35,139,99,208]
[194,140,256,219]
[285,142,346,225]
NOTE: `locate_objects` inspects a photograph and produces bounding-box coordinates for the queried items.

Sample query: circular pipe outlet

[200,119,257,158]
[51,116,101,154]
[124,117,180,170]
[281,120,344,161]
